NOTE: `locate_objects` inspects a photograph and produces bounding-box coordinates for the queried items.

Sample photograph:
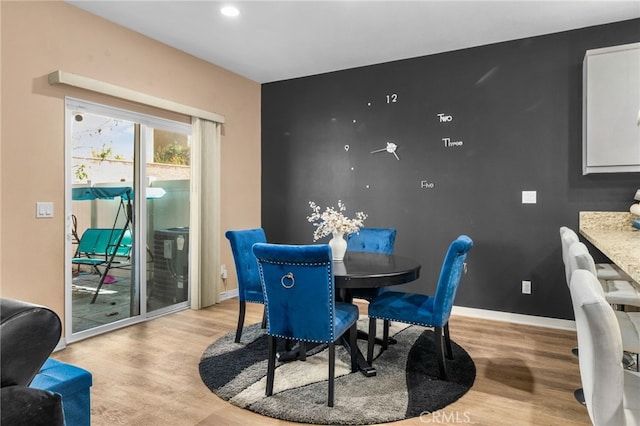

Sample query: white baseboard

[54,339,67,352]
[451,305,576,331]
[219,289,238,301]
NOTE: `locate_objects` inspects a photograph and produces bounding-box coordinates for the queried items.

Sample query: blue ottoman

[30,358,92,426]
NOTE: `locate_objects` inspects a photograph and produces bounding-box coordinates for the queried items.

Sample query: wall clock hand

[370,142,399,160]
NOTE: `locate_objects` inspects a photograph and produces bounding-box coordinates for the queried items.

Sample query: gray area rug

[199,319,475,425]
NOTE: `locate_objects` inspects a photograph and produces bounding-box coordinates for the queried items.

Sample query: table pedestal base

[276,333,397,377]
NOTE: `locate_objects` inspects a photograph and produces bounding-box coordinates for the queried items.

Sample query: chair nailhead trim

[369,315,431,328]
[259,260,330,267]
[257,259,338,342]
[270,335,332,344]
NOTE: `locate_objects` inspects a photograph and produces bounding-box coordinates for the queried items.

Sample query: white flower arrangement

[307,200,367,241]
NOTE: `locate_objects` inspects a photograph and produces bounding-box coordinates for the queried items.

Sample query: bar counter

[579,211,640,284]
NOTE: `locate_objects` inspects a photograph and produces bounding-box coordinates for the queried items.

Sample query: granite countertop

[579,211,640,284]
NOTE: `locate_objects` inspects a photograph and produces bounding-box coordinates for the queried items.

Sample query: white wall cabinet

[583,43,640,174]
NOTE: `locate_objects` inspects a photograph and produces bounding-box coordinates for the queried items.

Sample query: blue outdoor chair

[366,235,473,380]
[225,228,267,343]
[252,243,359,407]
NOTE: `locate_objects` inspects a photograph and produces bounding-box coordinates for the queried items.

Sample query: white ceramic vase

[329,231,347,261]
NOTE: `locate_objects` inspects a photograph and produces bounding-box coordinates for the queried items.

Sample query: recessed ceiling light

[221,6,240,17]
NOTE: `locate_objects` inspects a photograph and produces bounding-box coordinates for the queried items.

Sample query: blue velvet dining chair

[347,228,397,282]
[252,243,359,407]
[346,227,397,301]
[346,227,397,344]
[347,227,397,256]
[225,228,267,343]
[366,235,473,380]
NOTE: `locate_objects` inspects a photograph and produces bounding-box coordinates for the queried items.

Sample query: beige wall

[0,1,261,326]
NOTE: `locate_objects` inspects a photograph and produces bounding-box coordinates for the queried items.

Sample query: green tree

[91,144,113,161]
[74,164,88,181]
[155,142,190,165]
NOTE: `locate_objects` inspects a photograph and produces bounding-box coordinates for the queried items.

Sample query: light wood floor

[52,299,591,425]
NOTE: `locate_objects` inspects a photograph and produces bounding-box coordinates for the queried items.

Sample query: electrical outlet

[522,280,532,294]
[221,264,228,279]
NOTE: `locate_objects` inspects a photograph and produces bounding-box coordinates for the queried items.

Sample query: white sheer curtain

[190,117,222,309]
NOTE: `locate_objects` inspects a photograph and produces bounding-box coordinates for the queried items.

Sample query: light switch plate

[36,202,54,218]
[522,191,537,204]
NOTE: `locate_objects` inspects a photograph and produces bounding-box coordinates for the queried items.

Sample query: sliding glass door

[144,127,192,314]
[66,98,192,341]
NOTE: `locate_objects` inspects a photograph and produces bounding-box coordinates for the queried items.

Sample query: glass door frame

[64,97,192,343]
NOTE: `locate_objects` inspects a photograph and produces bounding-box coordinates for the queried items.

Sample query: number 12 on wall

[385,93,398,103]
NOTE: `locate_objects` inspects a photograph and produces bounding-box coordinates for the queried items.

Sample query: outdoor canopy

[72,186,166,201]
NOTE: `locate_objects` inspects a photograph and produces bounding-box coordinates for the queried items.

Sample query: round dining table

[333,252,421,299]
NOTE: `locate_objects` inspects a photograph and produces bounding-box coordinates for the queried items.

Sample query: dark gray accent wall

[261,19,640,320]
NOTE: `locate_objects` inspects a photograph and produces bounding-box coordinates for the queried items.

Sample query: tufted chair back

[347,228,396,255]
[253,243,340,343]
[431,235,474,327]
[225,228,267,303]
[226,228,268,343]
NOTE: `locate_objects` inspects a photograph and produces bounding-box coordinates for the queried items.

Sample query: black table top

[333,252,421,289]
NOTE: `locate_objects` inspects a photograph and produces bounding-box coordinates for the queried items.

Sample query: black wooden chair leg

[367,318,376,364]
[382,319,390,350]
[261,306,267,329]
[299,341,307,361]
[328,342,335,407]
[435,326,448,380]
[444,323,454,360]
[266,336,277,396]
[349,323,358,372]
[235,300,246,343]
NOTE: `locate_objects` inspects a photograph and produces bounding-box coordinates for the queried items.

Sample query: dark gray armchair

[1,297,65,425]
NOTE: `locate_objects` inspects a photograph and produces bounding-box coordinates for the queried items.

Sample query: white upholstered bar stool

[568,242,640,369]
[568,269,640,426]
[560,227,640,308]
[560,227,628,280]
